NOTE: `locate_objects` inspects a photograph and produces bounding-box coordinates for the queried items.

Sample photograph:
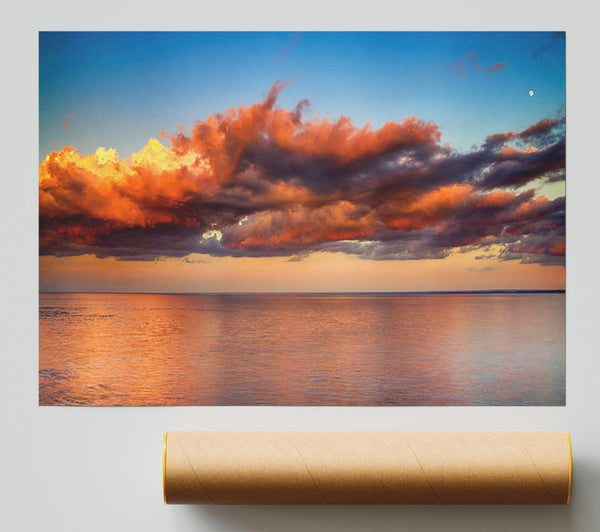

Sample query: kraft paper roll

[163,431,572,505]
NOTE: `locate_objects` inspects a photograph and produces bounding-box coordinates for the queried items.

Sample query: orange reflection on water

[39,293,565,406]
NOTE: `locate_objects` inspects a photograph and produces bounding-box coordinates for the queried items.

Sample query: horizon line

[39,289,566,296]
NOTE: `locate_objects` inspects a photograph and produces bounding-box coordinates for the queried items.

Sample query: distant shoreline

[39,289,566,296]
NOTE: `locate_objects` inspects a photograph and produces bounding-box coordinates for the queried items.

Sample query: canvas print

[39,32,565,406]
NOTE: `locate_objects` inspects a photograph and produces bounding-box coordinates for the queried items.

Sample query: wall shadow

[180,503,572,532]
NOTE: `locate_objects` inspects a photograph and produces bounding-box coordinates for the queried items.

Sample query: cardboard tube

[163,431,572,505]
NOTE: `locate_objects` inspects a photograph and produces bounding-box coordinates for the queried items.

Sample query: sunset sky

[39,32,566,293]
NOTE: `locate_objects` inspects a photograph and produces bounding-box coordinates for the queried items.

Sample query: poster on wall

[39,32,565,406]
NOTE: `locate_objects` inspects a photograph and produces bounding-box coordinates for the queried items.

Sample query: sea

[39,292,565,406]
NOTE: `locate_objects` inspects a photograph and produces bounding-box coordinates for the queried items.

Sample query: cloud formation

[39,82,565,266]
[532,32,565,59]
[63,113,75,134]
[450,51,478,76]
[450,53,507,77]
[485,62,506,73]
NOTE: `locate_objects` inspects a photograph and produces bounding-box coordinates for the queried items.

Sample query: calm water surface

[39,293,565,406]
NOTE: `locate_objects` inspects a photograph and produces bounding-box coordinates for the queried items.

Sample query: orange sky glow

[39,249,564,293]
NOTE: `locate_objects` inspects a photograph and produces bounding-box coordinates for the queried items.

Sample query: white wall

[2,1,599,530]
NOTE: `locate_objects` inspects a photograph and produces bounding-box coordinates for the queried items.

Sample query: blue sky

[39,32,565,161]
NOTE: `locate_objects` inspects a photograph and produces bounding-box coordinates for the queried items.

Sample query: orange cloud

[406,184,473,216]
[63,113,75,134]
[224,202,379,252]
[485,62,506,73]
[168,81,441,179]
[477,190,515,209]
[484,117,563,150]
[39,82,565,266]
[500,146,538,155]
[40,140,210,228]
